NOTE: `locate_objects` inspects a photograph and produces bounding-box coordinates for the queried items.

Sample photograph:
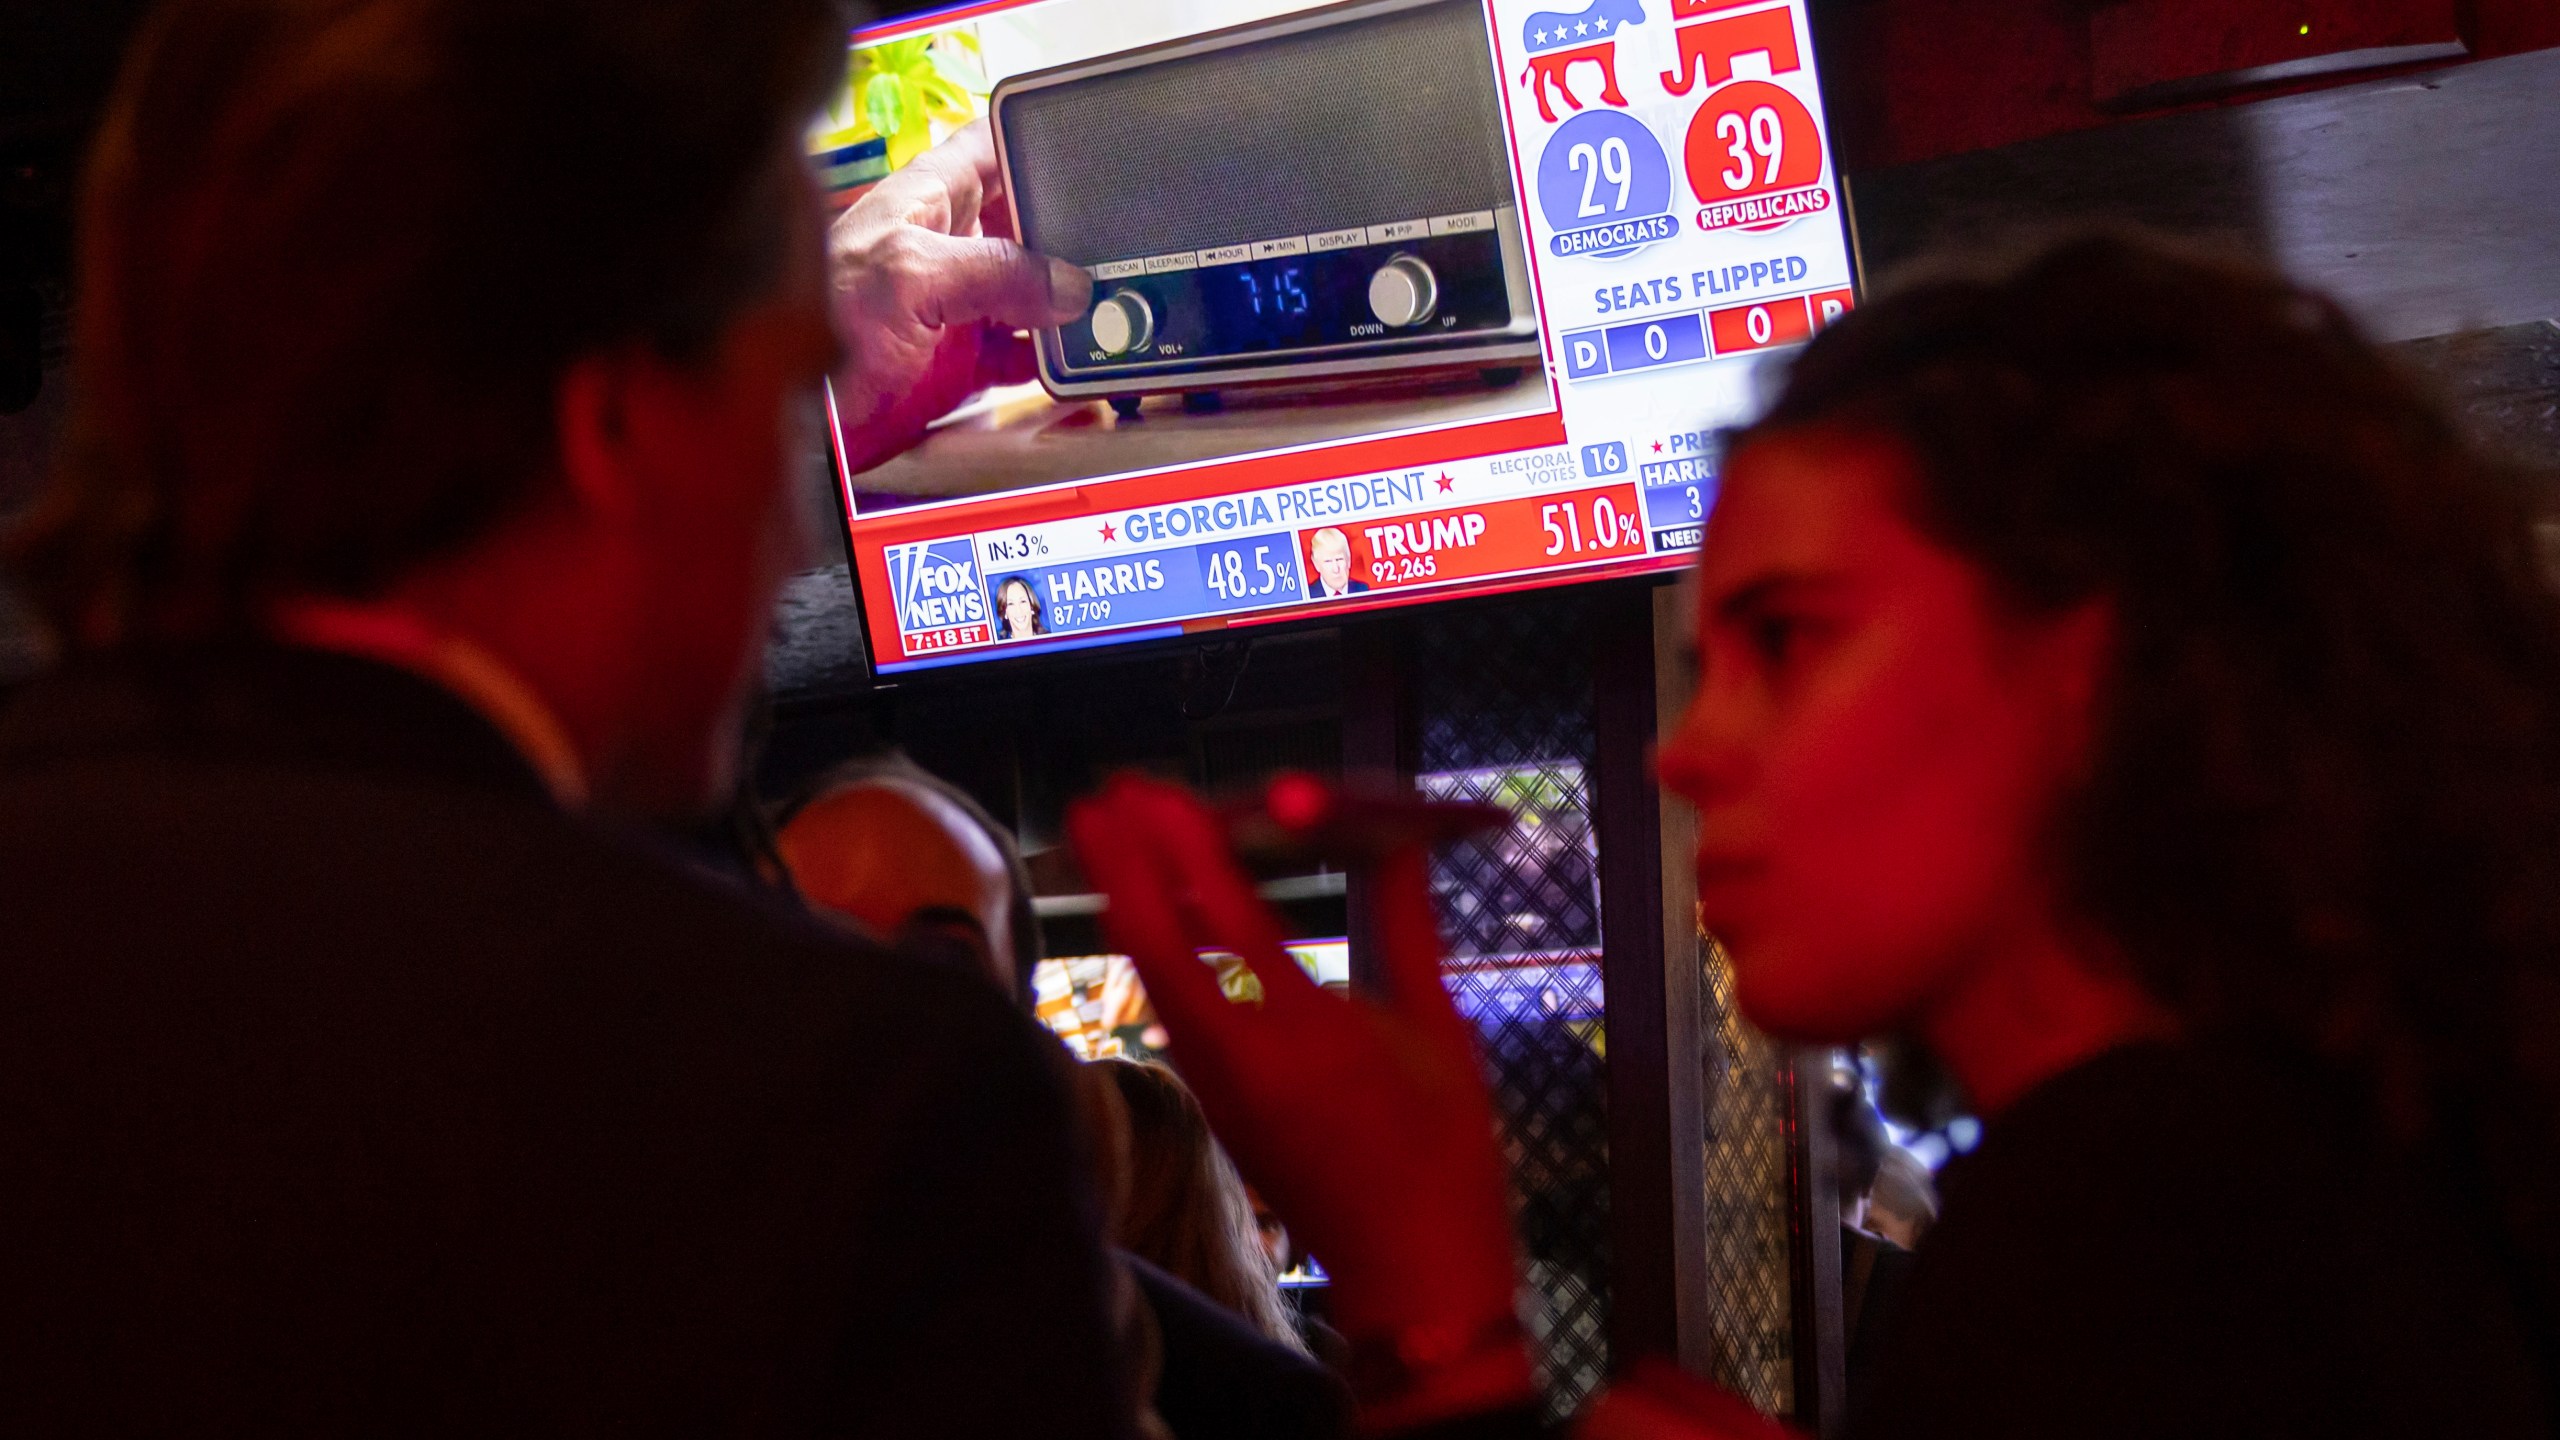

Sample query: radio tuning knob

[1090,290,1154,356]
[1367,255,1439,329]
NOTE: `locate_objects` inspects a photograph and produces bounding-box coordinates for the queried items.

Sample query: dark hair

[1093,1058,1307,1354]
[1747,230,2560,1364]
[6,0,847,641]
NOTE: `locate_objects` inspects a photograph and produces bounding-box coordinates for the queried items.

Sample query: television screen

[815,0,1853,674]
[1032,940,1352,1062]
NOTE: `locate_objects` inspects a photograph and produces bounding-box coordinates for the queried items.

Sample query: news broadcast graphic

[821,0,1854,673]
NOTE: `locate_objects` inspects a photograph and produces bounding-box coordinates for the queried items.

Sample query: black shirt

[1854,1041,2551,1440]
[1126,1254,1351,1440]
[0,644,1134,1435]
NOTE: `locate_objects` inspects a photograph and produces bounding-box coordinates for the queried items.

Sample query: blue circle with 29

[1534,109,1673,259]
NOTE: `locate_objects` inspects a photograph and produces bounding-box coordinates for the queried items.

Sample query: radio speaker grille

[1002,0,1516,266]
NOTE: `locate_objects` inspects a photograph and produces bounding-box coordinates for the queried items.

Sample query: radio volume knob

[1367,255,1439,329]
[1090,290,1154,356]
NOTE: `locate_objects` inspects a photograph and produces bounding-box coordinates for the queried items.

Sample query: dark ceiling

[0,0,154,289]
[0,0,949,296]
[0,0,156,153]
[0,0,154,409]
[0,0,955,411]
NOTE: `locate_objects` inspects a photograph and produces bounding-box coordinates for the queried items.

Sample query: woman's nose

[1655,694,1748,809]
[1654,732,1710,804]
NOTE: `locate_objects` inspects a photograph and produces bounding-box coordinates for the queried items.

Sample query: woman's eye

[1750,614,1797,664]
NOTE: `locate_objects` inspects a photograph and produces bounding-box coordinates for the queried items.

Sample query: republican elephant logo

[1659,3,1797,95]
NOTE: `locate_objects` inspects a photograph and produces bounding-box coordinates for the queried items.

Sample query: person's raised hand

[1067,773,1533,1430]
[826,119,1090,474]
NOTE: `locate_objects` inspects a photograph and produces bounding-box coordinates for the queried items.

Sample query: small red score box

[1810,288,1856,328]
[1666,0,1770,16]
[1708,295,1812,356]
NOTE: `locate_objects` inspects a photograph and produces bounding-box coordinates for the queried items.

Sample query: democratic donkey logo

[1518,0,1647,124]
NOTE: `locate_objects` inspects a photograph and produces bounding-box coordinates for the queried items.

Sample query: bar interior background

[3,0,2555,1429]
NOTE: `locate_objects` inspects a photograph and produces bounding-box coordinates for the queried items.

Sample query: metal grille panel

[1000,0,1514,265]
[1412,597,1609,1419]
[1695,933,1796,1413]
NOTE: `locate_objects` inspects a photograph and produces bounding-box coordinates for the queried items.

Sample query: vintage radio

[992,0,1541,409]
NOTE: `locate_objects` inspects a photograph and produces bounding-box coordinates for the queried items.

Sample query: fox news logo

[887,539,988,632]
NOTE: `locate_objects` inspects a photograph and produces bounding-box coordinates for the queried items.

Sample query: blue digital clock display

[1200,259,1326,350]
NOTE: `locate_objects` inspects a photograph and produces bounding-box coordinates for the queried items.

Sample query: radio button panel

[1057,217,1529,380]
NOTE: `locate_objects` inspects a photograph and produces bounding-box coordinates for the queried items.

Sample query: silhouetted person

[0,0,1127,1432]
[777,761,1352,1440]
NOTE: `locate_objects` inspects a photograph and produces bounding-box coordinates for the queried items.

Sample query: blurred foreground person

[1071,234,2558,1438]
[0,0,1129,1432]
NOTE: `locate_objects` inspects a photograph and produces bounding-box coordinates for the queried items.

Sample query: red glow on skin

[1655,429,2168,1114]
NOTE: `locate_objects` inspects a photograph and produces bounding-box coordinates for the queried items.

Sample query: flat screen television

[813,0,1855,674]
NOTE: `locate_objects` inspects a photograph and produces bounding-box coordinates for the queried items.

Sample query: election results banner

[827,0,1854,672]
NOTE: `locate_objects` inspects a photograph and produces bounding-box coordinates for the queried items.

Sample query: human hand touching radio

[825,119,1091,474]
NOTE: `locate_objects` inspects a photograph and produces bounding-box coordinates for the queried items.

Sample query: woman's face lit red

[1655,430,2106,1043]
